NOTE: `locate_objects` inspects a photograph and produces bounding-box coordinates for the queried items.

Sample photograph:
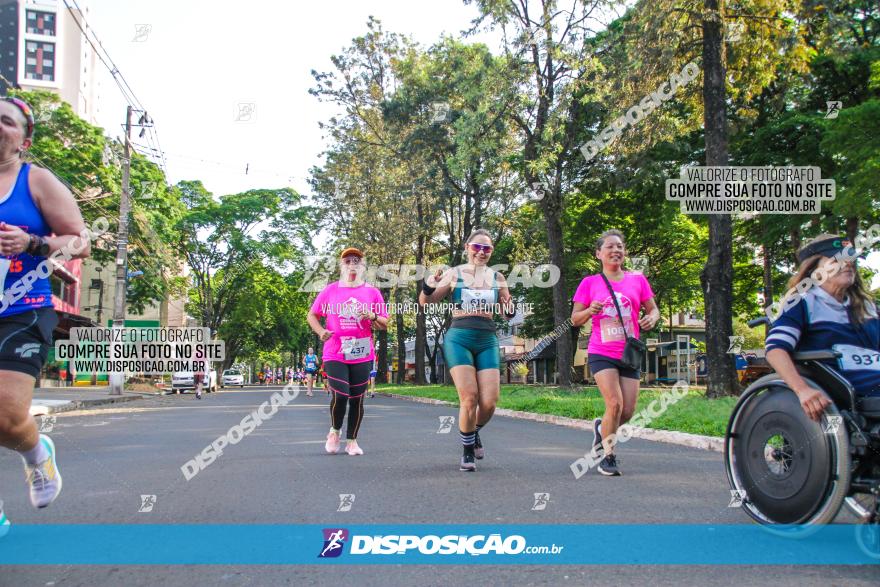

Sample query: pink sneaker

[345,441,364,456]
[325,430,340,454]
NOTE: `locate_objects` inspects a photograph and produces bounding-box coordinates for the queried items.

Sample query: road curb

[32,394,145,415]
[377,392,724,453]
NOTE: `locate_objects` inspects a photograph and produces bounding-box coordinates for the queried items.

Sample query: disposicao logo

[318,528,348,558]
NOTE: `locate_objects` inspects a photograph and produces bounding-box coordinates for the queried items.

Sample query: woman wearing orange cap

[307,248,388,456]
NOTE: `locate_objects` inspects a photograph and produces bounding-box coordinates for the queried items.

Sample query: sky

[85,0,496,198]
[81,0,879,287]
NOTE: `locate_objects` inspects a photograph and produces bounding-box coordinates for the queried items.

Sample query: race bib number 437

[341,337,370,361]
[833,344,880,372]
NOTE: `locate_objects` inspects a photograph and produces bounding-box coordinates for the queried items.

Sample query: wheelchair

[724,317,880,529]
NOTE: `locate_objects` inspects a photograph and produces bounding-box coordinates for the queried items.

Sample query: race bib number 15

[833,344,880,372]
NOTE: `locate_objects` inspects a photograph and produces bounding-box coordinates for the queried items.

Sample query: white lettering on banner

[347,534,531,556]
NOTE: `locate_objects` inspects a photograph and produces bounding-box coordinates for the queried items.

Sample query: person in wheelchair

[765,234,879,420]
[725,233,879,528]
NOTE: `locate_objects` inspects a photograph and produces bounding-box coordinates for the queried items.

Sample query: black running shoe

[460,451,476,472]
[474,431,484,460]
[597,454,620,476]
[591,418,603,457]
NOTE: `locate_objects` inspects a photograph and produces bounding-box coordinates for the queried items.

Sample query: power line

[63,0,167,174]
[61,2,134,105]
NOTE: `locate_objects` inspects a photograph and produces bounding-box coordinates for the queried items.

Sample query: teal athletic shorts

[443,327,500,371]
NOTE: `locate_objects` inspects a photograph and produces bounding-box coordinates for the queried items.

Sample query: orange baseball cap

[339,247,364,259]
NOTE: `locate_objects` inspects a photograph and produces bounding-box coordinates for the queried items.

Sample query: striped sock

[460,430,476,447]
[475,424,484,432]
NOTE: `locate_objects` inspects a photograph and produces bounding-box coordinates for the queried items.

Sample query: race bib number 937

[833,344,880,372]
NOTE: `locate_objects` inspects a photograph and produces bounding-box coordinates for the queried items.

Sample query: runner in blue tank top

[303,347,319,397]
[0,98,91,537]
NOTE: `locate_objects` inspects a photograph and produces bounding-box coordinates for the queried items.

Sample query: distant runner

[304,347,318,397]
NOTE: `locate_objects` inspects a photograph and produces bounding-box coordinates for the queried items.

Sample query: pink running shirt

[310,281,388,364]
[572,272,655,360]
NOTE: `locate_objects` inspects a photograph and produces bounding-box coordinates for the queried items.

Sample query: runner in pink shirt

[571,230,660,476]
[307,247,388,456]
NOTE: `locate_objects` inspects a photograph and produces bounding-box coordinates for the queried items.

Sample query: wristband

[26,234,38,255]
[422,282,436,295]
[26,234,49,256]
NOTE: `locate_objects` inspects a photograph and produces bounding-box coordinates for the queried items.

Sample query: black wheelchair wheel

[725,384,851,528]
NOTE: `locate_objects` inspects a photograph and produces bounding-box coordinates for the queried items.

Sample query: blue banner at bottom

[0,524,878,565]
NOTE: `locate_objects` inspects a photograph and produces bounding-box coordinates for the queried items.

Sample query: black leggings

[326,360,372,439]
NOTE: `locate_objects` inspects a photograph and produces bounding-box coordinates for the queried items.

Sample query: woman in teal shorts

[419,229,515,472]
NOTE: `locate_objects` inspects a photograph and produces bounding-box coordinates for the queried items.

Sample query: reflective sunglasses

[469,243,493,254]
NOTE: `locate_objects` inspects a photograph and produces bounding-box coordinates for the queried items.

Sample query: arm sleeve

[572,276,593,305]
[765,300,806,353]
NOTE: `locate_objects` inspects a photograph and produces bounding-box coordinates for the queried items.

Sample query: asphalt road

[0,385,876,586]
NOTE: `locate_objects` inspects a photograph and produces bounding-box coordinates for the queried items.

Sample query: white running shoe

[345,441,364,456]
[23,435,62,509]
[325,430,341,454]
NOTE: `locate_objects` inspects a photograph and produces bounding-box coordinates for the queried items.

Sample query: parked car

[221,369,245,388]
[171,370,218,394]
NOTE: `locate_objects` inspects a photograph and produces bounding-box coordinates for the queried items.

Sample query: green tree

[175,181,315,336]
[12,89,186,312]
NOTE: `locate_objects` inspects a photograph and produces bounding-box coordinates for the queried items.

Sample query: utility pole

[109,105,133,395]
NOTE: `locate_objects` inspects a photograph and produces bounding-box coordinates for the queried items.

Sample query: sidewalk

[30,385,158,416]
